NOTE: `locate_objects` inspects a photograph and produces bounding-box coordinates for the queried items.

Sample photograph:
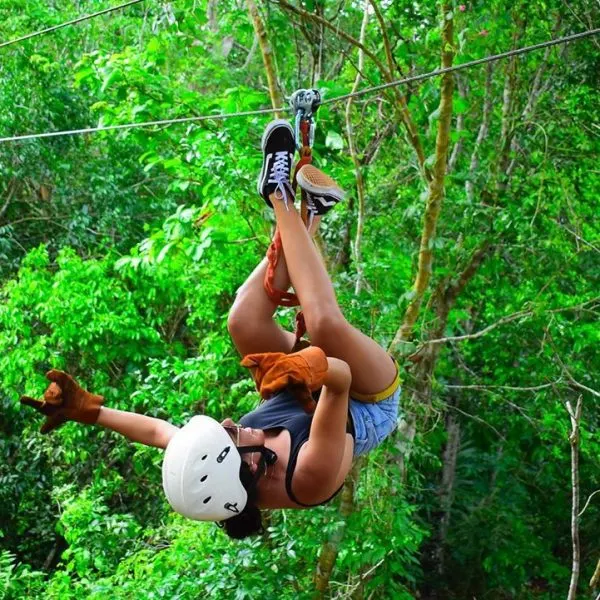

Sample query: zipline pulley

[289,89,321,149]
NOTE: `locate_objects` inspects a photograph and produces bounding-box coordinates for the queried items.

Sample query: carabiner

[289,89,321,149]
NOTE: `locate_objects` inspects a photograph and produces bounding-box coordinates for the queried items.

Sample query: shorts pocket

[351,412,373,456]
[374,413,397,445]
[366,404,398,448]
[350,394,401,457]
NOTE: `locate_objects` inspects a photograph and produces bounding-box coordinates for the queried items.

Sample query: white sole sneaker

[297,165,345,215]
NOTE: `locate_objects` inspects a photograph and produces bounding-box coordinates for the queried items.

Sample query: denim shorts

[349,386,402,457]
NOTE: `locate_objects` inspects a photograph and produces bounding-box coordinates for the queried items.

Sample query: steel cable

[0,28,598,144]
[0,0,146,50]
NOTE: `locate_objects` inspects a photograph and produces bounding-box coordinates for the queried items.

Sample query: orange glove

[241,346,328,413]
[20,370,105,434]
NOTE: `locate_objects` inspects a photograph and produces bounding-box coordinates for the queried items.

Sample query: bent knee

[304,308,348,344]
[227,302,248,340]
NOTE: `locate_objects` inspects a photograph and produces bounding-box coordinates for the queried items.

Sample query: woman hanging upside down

[20,120,401,539]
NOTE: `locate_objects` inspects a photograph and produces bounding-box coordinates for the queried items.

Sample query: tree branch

[391,5,455,349]
[579,488,600,518]
[240,33,259,70]
[444,382,558,392]
[552,343,600,399]
[448,74,467,172]
[368,0,400,78]
[246,0,284,115]
[566,395,582,600]
[345,4,369,296]
[275,0,428,175]
[423,309,532,346]
[420,295,599,347]
[0,178,17,222]
[276,0,387,75]
[506,16,562,180]
[447,404,505,440]
[466,63,493,203]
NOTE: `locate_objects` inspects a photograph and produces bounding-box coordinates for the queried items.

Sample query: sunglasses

[222,425,242,445]
[222,425,277,467]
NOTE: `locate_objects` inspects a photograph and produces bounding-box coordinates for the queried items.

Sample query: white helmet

[162,416,247,521]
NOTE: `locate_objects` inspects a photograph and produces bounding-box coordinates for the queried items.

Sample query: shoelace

[268,151,293,206]
[304,194,317,229]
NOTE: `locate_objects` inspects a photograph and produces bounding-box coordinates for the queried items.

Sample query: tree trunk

[566,396,582,600]
[448,74,467,172]
[314,460,362,597]
[391,4,455,351]
[436,407,460,575]
[590,558,600,589]
[395,242,489,479]
[207,0,218,32]
[345,3,369,296]
[466,63,493,203]
[245,0,284,116]
[495,25,522,193]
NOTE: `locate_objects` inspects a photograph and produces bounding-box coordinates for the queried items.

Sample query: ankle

[269,191,285,204]
[307,215,321,236]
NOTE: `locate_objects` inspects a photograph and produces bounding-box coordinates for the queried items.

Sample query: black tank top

[239,387,353,507]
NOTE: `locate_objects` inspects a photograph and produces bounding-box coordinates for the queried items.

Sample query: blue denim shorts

[349,386,402,457]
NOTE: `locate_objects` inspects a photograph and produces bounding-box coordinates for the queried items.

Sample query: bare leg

[271,195,396,396]
[228,217,321,356]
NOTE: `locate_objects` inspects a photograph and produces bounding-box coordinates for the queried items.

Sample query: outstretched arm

[96,407,179,449]
[21,370,180,448]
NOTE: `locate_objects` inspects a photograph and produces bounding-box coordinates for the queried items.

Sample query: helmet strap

[237,445,278,481]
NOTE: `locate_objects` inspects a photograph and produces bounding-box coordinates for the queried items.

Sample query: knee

[227,300,248,340]
[304,306,347,345]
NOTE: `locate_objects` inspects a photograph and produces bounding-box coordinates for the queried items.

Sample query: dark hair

[220,461,263,539]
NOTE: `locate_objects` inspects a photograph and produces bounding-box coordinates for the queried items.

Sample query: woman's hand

[241,346,329,411]
[20,370,104,434]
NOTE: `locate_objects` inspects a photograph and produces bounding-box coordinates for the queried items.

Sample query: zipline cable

[0,0,146,50]
[0,28,598,144]
[322,27,600,105]
[0,107,283,143]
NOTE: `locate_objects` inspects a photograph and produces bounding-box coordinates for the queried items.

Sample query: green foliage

[0,0,598,598]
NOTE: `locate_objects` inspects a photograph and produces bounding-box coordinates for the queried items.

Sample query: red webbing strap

[294,311,306,343]
[263,119,313,341]
[264,229,300,307]
[296,120,313,227]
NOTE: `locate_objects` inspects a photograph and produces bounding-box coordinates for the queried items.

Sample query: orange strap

[264,230,300,307]
[292,146,312,187]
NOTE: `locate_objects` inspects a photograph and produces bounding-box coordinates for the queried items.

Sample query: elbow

[325,357,352,393]
[338,359,352,388]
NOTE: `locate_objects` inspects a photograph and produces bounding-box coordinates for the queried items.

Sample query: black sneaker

[257,119,295,207]
[296,165,345,216]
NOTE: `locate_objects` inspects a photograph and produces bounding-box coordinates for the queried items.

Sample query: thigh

[316,321,396,397]
[228,257,297,356]
[229,319,296,357]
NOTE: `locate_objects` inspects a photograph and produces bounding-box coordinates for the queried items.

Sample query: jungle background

[0,0,598,598]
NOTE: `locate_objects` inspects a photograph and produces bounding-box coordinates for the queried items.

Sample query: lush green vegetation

[1,1,598,598]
